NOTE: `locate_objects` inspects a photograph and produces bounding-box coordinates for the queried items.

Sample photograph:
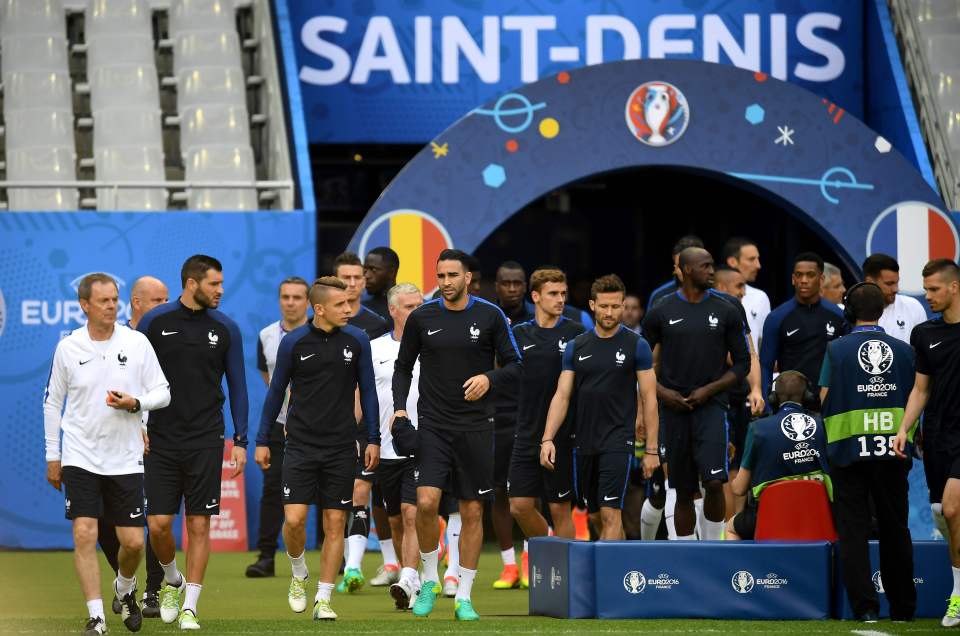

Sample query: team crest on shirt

[469,323,480,342]
[825,322,836,337]
[117,351,127,367]
[615,349,626,366]
[207,330,219,348]
[780,413,817,442]
[708,313,719,329]
[343,347,354,364]
[558,338,567,353]
[897,320,905,329]
[858,340,893,375]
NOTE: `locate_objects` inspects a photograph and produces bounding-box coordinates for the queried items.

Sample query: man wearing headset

[820,282,916,623]
[726,370,829,541]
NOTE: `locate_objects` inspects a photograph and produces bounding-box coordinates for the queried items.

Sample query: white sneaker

[288,577,308,613]
[83,616,108,635]
[178,609,200,630]
[159,580,184,624]
[943,595,960,627]
[313,599,337,621]
[389,578,414,610]
[370,564,400,586]
[442,576,458,598]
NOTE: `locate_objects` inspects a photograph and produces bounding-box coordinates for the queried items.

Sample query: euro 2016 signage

[286,0,863,143]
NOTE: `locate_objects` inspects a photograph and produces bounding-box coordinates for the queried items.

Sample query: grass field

[0,549,946,635]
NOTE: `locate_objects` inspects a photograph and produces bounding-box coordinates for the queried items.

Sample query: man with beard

[722,237,771,352]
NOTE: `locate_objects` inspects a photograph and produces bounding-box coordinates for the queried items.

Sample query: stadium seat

[92,109,162,149]
[4,109,75,150]
[0,0,66,38]
[168,0,235,37]
[173,31,242,76]
[177,66,246,110]
[0,35,69,75]
[6,145,78,211]
[85,0,152,39]
[185,144,256,210]
[754,480,837,541]
[179,104,250,155]
[86,34,156,71]
[2,71,73,111]
[94,146,167,210]
[88,65,160,112]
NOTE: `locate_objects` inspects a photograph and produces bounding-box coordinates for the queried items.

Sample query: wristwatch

[128,399,141,414]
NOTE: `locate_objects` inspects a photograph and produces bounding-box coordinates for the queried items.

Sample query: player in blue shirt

[540,274,660,540]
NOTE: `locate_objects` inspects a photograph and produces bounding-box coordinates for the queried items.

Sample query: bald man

[99,275,170,618]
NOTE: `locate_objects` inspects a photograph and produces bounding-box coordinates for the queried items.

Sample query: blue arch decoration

[349,59,955,297]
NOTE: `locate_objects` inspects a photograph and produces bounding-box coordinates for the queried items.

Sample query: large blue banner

[0,212,316,549]
[285,0,864,143]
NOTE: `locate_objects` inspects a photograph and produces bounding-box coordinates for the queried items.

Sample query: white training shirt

[370,332,419,460]
[878,294,929,344]
[44,323,170,475]
[741,283,771,351]
[258,320,293,425]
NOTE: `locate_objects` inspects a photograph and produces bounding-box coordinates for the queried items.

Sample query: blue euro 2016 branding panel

[0,212,316,549]
[833,540,951,619]
[594,541,832,619]
[528,537,596,619]
[286,0,863,143]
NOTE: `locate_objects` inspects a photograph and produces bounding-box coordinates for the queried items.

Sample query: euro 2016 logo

[625,81,689,147]
[623,570,646,594]
[780,412,817,442]
[858,339,893,375]
[732,570,755,594]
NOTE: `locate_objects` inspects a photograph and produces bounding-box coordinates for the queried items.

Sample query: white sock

[446,513,462,573]
[288,551,308,580]
[346,535,367,570]
[182,583,201,614]
[401,566,419,587]
[523,539,528,553]
[703,518,725,541]
[160,558,183,587]
[86,599,105,620]
[953,567,960,597]
[664,487,678,540]
[640,499,663,541]
[380,538,398,567]
[115,573,136,597]
[456,567,476,601]
[676,533,696,541]
[500,547,516,566]
[694,497,705,539]
[316,581,334,603]
[420,548,440,584]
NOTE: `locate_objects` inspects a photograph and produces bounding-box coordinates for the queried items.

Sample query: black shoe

[141,590,160,619]
[111,595,122,614]
[84,616,107,635]
[858,611,880,623]
[118,586,142,632]
[245,556,275,578]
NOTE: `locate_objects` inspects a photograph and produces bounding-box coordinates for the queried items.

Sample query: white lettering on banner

[22,300,131,326]
[299,13,846,86]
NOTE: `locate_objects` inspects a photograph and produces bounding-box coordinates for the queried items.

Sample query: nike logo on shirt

[558,490,571,498]
[378,359,391,364]
[427,329,443,335]
[205,503,218,509]
[786,329,800,336]
[340,499,352,505]
[79,359,93,365]
[931,342,943,349]
[668,319,684,325]
[710,468,724,475]
[129,512,143,518]
[161,330,178,336]
[603,495,618,501]
[523,344,536,350]
[578,355,592,361]
[478,488,493,495]
[300,354,316,361]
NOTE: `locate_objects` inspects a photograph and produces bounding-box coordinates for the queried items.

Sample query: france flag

[866,202,959,294]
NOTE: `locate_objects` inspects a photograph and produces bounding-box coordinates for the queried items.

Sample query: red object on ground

[754,480,837,541]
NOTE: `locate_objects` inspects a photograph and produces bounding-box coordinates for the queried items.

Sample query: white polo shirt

[741,283,771,351]
[44,324,169,475]
[878,294,929,344]
[370,332,419,460]
[257,320,294,425]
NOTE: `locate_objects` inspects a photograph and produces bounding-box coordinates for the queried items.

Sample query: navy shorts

[507,443,574,503]
[574,450,632,513]
[283,444,356,510]
[63,466,145,526]
[661,401,729,495]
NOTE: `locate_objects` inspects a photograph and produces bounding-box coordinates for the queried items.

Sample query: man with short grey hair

[822,262,846,306]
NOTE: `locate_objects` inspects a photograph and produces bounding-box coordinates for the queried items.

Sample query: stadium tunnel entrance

[348,58,949,302]
[472,165,848,310]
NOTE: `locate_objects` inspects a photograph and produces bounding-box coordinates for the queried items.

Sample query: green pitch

[0,549,943,634]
